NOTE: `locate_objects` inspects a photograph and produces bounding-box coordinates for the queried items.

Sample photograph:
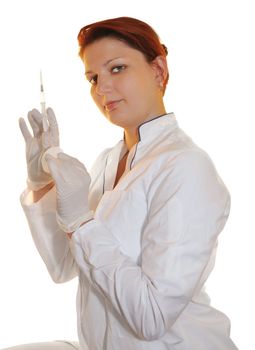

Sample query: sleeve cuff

[70,218,123,268]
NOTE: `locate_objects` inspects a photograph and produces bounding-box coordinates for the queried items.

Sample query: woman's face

[83,37,166,130]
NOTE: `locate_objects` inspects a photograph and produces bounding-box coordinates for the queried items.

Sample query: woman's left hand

[45,152,94,233]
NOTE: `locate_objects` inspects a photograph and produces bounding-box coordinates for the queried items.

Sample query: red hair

[77,16,169,88]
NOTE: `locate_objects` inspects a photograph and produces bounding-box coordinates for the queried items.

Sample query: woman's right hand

[19,107,60,191]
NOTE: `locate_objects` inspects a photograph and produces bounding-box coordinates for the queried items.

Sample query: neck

[124,128,139,151]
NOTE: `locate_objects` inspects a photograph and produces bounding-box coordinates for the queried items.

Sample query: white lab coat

[21,113,238,350]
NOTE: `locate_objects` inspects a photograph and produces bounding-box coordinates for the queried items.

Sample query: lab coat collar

[104,112,178,191]
[128,112,178,169]
[137,112,177,144]
[119,112,178,146]
[121,112,177,146]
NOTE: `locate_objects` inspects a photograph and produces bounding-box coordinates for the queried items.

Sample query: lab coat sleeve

[70,149,231,340]
[20,186,78,283]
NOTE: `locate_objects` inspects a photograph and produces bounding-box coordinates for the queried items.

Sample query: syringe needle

[40,70,48,131]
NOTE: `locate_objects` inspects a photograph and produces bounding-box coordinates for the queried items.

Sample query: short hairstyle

[77,16,169,89]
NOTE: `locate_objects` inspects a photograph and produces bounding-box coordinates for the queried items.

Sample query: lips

[104,99,122,112]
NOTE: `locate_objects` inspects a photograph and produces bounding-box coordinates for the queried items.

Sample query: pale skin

[33,37,169,207]
[84,37,168,151]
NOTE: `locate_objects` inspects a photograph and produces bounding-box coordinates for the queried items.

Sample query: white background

[0,0,254,348]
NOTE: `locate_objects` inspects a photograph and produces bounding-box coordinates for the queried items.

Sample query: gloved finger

[45,155,70,189]
[32,108,45,135]
[45,154,60,177]
[30,108,44,132]
[57,152,87,172]
[45,154,70,179]
[42,130,51,149]
[28,110,42,137]
[42,108,59,149]
[19,117,32,142]
[56,152,79,176]
[57,152,75,161]
[58,154,91,187]
[57,152,84,165]
[47,107,59,143]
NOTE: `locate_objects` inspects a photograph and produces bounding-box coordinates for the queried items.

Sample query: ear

[150,55,169,88]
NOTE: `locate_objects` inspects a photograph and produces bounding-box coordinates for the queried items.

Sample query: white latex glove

[19,108,61,191]
[46,152,94,233]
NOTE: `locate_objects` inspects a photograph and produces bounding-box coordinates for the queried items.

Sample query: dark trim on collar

[137,112,171,142]
[129,143,139,170]
[121,113,172,142]
[129,113,172,170]
[102,153,109,194]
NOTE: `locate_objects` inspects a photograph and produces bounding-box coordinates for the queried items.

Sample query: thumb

[57,152,86,171]
[45,154,59,175]
[19,117,32,142]
[57,152,71,160]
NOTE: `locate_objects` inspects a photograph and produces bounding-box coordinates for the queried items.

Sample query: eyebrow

[85,57,123,75]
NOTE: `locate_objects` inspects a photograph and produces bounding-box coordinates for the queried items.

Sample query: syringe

[40,70,49,131]
[40,70,63,173]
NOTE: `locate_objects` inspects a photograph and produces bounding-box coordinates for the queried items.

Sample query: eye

[89,75,98,85]
[111,65,126,73]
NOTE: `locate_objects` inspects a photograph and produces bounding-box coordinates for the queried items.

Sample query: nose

[95,75,112,96]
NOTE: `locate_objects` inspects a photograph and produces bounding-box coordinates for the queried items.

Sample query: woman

[17,16,238,350]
